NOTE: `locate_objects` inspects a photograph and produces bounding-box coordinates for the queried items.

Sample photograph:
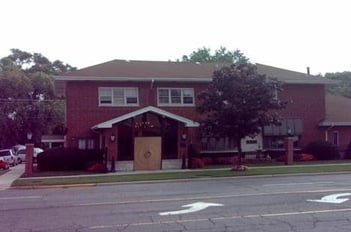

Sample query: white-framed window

[78,139,95,150]
[157,88,194,106]
[99,87,138,106]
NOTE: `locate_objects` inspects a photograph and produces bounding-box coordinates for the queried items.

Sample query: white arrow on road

[307,193,351,204]
[159,202,223,216]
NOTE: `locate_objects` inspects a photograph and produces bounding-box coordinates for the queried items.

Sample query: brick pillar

[285,137,294,165]
[25,144,34,177]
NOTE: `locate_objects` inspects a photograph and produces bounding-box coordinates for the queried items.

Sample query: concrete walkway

[0,164,24,190]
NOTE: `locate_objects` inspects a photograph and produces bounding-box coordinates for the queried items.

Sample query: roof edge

[319,121,351,126]
[92,106,200,129]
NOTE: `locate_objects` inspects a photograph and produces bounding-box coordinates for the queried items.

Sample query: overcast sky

[1,0,350,75]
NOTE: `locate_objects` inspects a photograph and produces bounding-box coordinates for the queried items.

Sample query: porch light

[27,131,33,141]
[110,133,116,142]
[181,132,187,141]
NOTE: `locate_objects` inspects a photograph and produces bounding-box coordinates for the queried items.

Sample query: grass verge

[11,163,351,188]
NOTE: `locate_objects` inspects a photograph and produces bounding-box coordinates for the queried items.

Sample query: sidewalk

[0,164,24,190]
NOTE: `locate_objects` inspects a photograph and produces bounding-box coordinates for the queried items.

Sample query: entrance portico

[92,106,199,171]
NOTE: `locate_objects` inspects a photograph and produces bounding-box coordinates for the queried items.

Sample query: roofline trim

[92,106,200,129]
[55,76,212,82]
[55,75,333,84]
[319,121,351,126]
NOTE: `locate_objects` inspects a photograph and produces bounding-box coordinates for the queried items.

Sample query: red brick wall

[65,81,326,150]
[279,84,326,148]
[325,126,351,153]
[65,81,207,147]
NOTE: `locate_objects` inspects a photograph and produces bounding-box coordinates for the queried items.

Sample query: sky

[1,0,350,75]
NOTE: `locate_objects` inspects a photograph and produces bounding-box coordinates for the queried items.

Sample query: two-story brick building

[55,60,335,171]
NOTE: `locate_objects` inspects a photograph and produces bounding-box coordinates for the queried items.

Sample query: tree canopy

[325,71,351,98]
[0,49,75,148]
[182,46,249,64]
[197,62,286,162]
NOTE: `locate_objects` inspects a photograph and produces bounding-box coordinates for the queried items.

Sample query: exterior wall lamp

[27,131,33,142]
[181,132,187,141]
[110,133,116,142]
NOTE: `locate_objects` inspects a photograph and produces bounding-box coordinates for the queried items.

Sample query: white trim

[92,106,199,129]
[157,87,195,106]
[319,121,351,126]
[98,87,139,106]
[55,76,212,83]
[54,75,332,85]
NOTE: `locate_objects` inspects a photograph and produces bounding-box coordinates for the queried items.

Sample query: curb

[10,171,351,189]
[11,183,96,189]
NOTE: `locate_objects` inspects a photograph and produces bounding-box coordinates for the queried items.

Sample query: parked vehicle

[0,149,16,166]
[0,160,9,170]
[15,149,26,163]
[16,147,44,163]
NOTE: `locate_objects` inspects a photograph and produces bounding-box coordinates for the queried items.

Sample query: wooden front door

[134,137,162,170]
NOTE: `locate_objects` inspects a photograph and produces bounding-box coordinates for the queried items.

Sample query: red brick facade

[56,60,338,166]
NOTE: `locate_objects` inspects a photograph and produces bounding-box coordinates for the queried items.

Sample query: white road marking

[263,182,334,187]
[89,207,351,230]
[159,202,223,216]
[0,196,41,200]
[77,188,351,207]
[307,193,351,204]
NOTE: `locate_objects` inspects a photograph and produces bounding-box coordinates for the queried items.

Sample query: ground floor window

[201,137,236,151]
[78,138,95,150]
[263,136,300,150]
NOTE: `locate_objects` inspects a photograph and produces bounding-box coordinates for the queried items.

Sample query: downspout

[325,123,335,142]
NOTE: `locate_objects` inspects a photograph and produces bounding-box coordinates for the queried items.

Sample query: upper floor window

[157,88,194,106]
[99,87,138,106]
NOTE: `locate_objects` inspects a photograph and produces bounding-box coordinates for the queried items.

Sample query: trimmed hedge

[303,141,339,160]
[37,147,104,171]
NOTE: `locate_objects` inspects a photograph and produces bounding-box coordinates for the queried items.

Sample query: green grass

[11,162,351,188]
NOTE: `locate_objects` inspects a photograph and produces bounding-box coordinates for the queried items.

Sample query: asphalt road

[2,173,351,232]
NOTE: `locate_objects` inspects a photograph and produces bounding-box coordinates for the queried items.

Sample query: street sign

[159,202,223,216]
[307,193,351,204]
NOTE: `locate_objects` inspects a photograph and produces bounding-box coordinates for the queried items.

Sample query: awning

[92,106,200,129]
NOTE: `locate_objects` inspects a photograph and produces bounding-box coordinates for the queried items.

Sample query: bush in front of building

[344,141,351,159]
[303,141,340,160]
[37,147,104,171]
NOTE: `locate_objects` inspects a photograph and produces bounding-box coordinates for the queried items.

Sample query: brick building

[55,60,335,170]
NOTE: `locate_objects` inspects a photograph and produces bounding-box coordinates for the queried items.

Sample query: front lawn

[12,162,351,188]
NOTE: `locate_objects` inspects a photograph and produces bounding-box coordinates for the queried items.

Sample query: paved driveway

[0,164,24,190]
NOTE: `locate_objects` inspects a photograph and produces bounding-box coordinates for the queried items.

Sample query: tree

[197,63,286,165]
[182,46,249,64]
[0,49,73,148]
[325,71,351,98]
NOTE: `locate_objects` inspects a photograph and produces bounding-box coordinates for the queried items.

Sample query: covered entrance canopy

[92,106,199,129]
[91,106,199,171]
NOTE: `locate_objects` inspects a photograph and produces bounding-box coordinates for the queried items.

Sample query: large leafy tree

[182,46,249,64]
[0,49,75,148]
[325,71,351,98]
[197,62,286,164]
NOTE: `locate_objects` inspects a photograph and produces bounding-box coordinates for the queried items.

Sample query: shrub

[87,162,107,173]
[296,153,315,161]
[303,141,339,160]
[37,147,104,171]
[344,141,351,159]
[190,158,204,169]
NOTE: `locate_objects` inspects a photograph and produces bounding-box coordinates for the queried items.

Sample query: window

[99,87,138,106]
[78,139,95,150]
[157,88,194,106]
[201,137,236,151]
